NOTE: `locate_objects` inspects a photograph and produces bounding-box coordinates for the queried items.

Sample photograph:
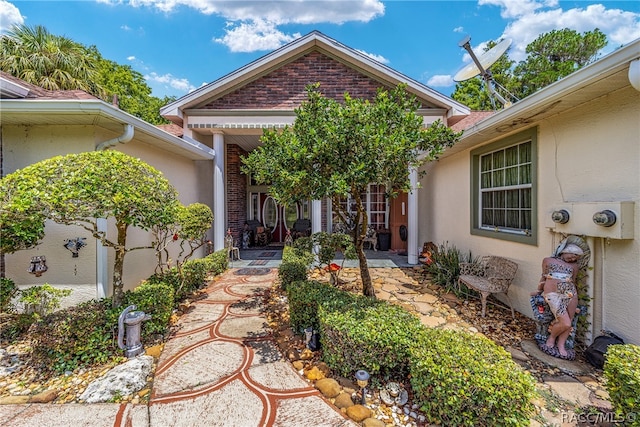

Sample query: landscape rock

[334,392,354,409]
[346,404,372,422]
[315,378,341,398]
[304,366,325,381]
[29,389,58,403]
[79,355,153,403]
[362,417,386,427]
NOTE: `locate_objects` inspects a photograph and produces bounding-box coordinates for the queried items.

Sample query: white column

[213,132,226,251]
[407,168,419,265]
[312,200,322,234]
[95,218,108,299]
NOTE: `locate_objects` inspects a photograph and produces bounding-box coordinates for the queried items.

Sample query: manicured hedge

[320,301,423,379]
[409,328,535,426]
[124,281,174,340]
[286,279,536,426]
[278,246,313,289]
[604,344,640,426]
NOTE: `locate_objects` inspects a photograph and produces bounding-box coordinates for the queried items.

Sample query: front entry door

[262,196,301,242]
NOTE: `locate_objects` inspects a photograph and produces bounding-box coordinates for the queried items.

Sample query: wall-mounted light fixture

[28,256,48,277]
[593,210,617,227]
[551,209,570,224]
[63,237,87,258]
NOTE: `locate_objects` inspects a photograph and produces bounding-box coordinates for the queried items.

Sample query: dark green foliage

[409,328,536,426]
[124,282,174,339]
[424,242,474,296]
[320,301,422,379]
[0,313,38,342]
[1,277,18,312]
[28,299,120,374]
[148,250,227,301]
[286,280,360,333]
[205,249,229,276]
[279,246,312,289]
[604,344,640,425]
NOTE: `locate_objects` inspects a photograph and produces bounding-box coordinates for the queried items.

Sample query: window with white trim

[471,128,537,244]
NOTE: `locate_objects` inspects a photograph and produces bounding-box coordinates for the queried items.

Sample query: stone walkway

[1,268,355,427]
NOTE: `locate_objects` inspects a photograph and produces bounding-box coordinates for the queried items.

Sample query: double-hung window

[471,128,537,244]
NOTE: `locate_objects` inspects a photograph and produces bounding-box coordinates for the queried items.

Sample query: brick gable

[204,51,392,110]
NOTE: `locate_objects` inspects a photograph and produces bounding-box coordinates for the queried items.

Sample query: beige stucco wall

[3,124,212,307]
[419,85,640,345]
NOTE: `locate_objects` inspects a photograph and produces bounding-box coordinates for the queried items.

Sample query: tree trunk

[112,222,128,307]
[357,244,375,297]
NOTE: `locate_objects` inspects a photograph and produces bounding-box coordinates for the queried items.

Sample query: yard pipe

[96,124,134,151]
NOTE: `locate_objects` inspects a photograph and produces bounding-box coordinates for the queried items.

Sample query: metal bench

[458,256,517,318]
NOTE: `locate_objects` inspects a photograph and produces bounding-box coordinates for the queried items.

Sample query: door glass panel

[263,197,278,232]
[284,204,298,230]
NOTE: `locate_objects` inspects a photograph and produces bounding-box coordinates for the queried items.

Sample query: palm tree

[0,24,104,97]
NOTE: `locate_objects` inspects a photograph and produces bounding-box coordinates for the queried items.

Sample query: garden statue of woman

[533,241,585,360]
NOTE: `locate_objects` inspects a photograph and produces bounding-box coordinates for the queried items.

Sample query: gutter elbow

[96,124,134,151]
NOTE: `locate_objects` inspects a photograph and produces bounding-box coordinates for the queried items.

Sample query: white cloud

[453,26,464,33]
[101,0,384,52]
[127,56,136,61]
[145,71,196,93]
[427,75,454,87]
[214,19,300,52]
[0,0,24,33]
[356,49,389,64]
[484,1,640,61]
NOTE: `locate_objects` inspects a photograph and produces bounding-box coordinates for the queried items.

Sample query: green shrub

[604,344,640,426]
[0,313,38,342]
[19,284,72,316]
[286,280,356,333]
[1,277,18,313]
[181,258,208,293]
[409,328,536,426]
[205,249,228,276]
[124,282,174,340]
[279,246,312,289]
[320,301,422,379]
[29,299,121,374]
[425,241,475,296]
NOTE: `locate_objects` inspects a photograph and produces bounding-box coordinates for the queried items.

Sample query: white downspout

[95,123,134,298]
[96,124,134,151]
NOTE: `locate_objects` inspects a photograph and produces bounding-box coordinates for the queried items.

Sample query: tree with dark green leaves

[0,24,104,97]
[1,24,173,124]
[513,28,607,98]
[0,151,180,306]
[89,46,174,124]
[242,84,461,297]
[452,28,607,110]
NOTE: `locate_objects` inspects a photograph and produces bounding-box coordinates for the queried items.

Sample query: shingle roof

[451,111,495,132]
[0,71,99,100]
[156,123,184,137]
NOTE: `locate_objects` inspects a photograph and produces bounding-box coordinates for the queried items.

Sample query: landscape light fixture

[355,369,370,405]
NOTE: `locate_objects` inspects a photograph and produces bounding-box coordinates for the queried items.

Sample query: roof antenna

[453,36,518,109]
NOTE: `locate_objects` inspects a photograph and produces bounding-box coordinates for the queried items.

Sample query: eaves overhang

[0,99,215,160]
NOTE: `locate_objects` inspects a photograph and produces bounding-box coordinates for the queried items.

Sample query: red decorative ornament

[173,233,179,241]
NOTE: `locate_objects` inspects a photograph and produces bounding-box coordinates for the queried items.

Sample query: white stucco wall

[420,85,640,345]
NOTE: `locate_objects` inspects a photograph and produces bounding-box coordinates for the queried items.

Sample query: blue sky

[1,0,639,99]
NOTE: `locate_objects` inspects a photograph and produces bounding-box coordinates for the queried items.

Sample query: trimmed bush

[124,281,174,340]
[19,283,72,316]
[409,328,536,426]
[279,246,312,289]
[205,249,229,276]
[29,299,121,374]
[320,301,422,379]
[286,280,358,334]
[604,344,640,426]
